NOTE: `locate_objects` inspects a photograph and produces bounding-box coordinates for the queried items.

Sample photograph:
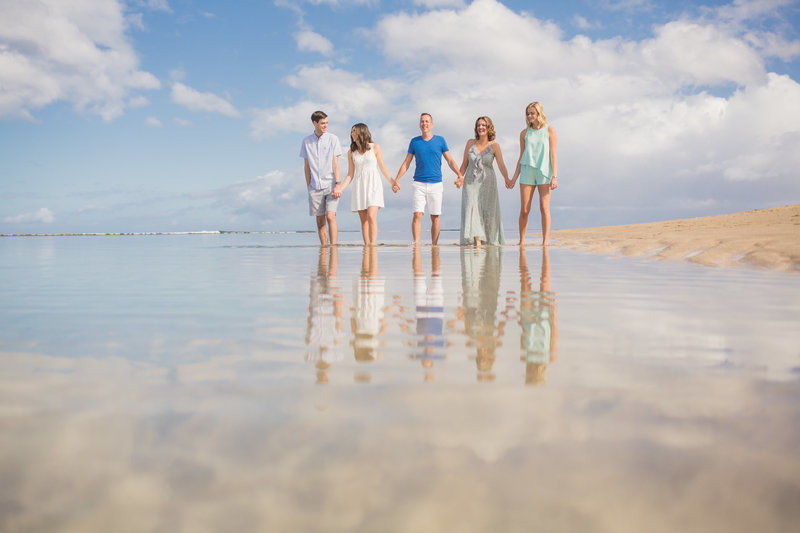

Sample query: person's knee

[326,212,337,223]
[413,212,424,221]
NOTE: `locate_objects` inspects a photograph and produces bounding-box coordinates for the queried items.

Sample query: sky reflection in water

[1,233,799,532]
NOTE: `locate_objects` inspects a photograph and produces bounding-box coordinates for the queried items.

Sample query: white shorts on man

[412,181,443,216]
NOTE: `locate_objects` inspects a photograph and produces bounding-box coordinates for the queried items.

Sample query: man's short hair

[420,112,433,121]
[311,110,328,123]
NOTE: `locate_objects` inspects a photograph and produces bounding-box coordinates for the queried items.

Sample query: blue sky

[2,0,799,235]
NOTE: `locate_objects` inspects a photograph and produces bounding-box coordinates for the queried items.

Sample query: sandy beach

[551,204,800,272]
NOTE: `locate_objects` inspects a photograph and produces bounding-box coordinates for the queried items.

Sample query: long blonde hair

[525,101,547,129]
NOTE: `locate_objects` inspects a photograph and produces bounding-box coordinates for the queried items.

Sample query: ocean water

[1,231,799,532]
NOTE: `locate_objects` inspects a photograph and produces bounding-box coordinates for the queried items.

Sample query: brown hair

[474,116,496,141]
[311,110,327,123]
[350,123,373,154]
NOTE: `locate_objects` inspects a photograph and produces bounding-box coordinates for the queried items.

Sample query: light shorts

[519,165,552,186]
[308,186,339,216]
[412,180,443,215]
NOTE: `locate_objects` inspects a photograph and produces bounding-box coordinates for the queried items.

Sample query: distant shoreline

[551,204,800,272]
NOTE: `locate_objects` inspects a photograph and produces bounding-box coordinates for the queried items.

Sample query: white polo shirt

[300,131,342,190]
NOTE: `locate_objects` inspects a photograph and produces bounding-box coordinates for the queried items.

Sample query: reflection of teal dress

[460,143,505,245]
[520,125,552,186]
[521,291,555,361]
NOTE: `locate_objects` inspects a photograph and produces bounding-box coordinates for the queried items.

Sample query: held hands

[455,176,463,189]
[332,185,342,198]
[505,177,517,189]
[391,180,400,194]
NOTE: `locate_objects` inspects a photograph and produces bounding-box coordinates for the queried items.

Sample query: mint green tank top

[521,125,551,179]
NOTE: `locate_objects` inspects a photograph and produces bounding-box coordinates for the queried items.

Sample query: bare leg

[537,184,552,246]
[316,215,329,246]
[430,214,440,245]
[358,210,370,245]
[367,206,379,245]
[518,184,535,246]
[326,211,338,245]
[412,212,423,245]
[474,237,481,247]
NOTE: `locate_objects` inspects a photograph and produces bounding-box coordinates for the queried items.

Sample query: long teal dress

[460,143,505,245]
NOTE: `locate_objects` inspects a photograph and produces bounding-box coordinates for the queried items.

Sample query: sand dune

[552,204,800,272]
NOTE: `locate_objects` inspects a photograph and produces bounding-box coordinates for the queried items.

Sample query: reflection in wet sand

[305,246,345,384]
[519,246,558,386]
[395,246,446,383]
[351,246,388,382]
[2,234,800,532]
[453,246,509,382]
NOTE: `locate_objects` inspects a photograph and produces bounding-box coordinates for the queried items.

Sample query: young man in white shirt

[300,111,343,245]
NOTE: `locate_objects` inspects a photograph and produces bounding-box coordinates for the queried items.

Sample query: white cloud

[254,0,800,222]
[4,208,55,224]
[413,0,466,7]
[146,116,162,127]
[250,66,404,140]
[572,15,594,30]
[170,82,241,117]
[174,117,192,126]
[0,0,160,121]
[294,30,334,56]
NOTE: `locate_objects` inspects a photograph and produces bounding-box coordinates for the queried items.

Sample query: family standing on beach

[299,104,558,247]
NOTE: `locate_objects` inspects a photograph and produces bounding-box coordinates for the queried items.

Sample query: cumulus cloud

[206,171,307,225]
[4,208,55,224]
[253,0,800,223]
[170,82,240,117]
[250,66,404,140]
[294,30,334,56]
[0,0,160,121]
[146,116,162,127]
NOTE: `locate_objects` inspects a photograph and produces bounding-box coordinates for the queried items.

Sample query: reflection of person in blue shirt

[519,246,558,386]
[454,246,506,382]
[305,246,345,384]
[396,246,446,382]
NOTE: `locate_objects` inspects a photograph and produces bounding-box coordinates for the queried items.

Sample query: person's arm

[303,158,311,188]
[548,126,558,190]
[458,139,472,177]
[509,129,525,189]
[443,150,463,188]
[491,141,511,187]
[332,154,341,188]
[373,144,393,184]
[334,151,355,197]
[393,152,414,193]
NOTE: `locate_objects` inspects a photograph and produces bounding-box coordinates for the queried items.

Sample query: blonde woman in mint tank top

[509,101,558,246]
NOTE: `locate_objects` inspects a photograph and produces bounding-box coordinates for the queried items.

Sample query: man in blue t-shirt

[392,113,463,245]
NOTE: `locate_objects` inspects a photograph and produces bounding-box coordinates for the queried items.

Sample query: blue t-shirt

[408,135,449,183]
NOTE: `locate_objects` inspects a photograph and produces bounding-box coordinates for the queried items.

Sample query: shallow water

[1,232,799,532]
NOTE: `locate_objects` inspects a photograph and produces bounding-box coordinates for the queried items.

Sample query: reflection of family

[300,103,558,246]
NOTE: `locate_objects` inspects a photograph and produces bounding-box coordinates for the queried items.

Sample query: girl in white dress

[335,123,394,245]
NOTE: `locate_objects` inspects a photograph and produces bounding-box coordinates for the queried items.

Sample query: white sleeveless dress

[350,143,385,211]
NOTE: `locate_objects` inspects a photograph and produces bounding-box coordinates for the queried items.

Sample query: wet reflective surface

[1,233,799,532]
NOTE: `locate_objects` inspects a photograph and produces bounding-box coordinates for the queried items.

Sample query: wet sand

[551,204,800,272]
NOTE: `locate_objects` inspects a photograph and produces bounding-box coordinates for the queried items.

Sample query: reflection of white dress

[351,143,385,211]
[353,276,385,354]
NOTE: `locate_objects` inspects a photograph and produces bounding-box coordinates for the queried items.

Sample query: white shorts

[412,181,443,215]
